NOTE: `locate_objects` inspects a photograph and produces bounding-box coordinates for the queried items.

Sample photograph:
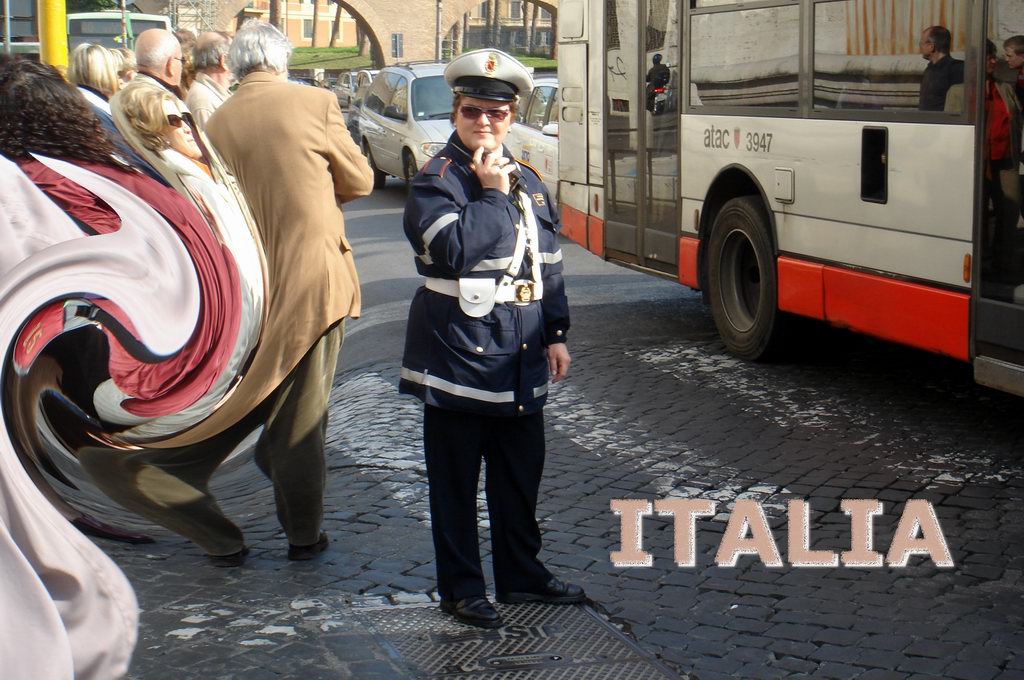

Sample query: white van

[357,62,453,189]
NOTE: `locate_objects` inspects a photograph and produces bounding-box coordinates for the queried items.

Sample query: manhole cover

[355,602,682,679]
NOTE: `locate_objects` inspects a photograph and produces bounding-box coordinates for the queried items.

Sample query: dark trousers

[986,159,1023,283]
[423,405,552,601]
[78,322,343,556]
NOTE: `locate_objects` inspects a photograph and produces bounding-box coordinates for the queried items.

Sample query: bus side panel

[681,115,974,289]
[557,42,587,186]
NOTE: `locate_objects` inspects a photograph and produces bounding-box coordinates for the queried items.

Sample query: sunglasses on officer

[458,105,512,122]
[166,113,186,128]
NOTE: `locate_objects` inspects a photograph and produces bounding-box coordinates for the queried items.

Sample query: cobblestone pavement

[88,306,1024,679]
[80,187,1024,680]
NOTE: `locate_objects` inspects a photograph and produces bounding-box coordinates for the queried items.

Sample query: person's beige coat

[185,72,232,129]
[162,71,373,446]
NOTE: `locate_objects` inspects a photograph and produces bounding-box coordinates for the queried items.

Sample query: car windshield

[411,75,453,121]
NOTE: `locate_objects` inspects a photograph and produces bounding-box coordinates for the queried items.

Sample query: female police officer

[400,49,584,628]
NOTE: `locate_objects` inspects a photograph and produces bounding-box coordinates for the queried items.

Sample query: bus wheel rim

[720,229,761,333]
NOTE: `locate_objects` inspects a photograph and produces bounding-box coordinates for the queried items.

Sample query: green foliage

[67,0,119,11]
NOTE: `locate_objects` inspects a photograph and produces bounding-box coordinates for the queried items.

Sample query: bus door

[603,0,680,274]
[973,0,1024,395]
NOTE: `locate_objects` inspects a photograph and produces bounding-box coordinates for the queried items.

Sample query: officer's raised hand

[471,146,515,195]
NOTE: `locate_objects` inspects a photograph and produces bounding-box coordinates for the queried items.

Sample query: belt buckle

[514,283,534,304]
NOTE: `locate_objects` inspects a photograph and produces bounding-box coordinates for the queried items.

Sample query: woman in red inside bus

[983,39,1022,287]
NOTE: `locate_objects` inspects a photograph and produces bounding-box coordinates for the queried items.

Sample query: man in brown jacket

[201,20,373,564]
[78,20,373,567]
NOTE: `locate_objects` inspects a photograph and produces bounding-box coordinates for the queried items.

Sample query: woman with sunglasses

[400,49,584,629]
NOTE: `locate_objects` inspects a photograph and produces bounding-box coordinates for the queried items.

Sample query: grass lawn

[290,47,373,71]
[517,56,557,70]
[290,46,556,73]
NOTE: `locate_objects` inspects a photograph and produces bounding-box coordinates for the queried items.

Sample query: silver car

[505,76,559,198]
[335,68,377,109]
[357,62,453,189]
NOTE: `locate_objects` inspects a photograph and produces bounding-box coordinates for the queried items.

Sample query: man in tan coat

[185,31,233,129]
[79,20,373,567]
[206,20,372,564]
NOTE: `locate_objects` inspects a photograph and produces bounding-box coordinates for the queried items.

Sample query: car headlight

[420,142,446,158]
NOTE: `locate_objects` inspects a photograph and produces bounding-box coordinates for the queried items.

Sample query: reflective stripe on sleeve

[401,368,516,403]
[423,213,459,248]
[533,383,549,398]
[472,256,514,272]
[539,250,562,264]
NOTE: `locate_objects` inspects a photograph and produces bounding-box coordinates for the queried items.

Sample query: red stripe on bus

[587,215,604,257]
[778,257,825,319]
[560,205,588,249]
[823,268,969,361]
[779,257,969,361]
[679,236,700,289]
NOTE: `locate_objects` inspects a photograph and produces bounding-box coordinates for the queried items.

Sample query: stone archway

[332,0,386,68]
[136,0,559,65]
[441,0,558,55]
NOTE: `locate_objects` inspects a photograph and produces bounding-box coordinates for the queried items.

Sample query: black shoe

[497,577,585,605]
[288,532,329,561]
[208,546,249,568]
[440,596,504,629]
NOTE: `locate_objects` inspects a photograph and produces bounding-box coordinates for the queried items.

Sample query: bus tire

[363,140,387,190]
[707,196,787,361]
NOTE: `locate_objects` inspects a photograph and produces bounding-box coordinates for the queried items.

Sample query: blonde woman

[109,79,266,441]
[68,42,165,181]
[68,43,120,110]
[113,46,138,86]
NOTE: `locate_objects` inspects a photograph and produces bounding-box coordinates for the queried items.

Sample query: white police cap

[444,49,534,102]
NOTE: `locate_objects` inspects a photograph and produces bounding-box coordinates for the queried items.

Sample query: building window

[539,8,550,21]
[477,2,487,19]
[509,0,522,20]
[391,33,404,58]
[303,19,313,39]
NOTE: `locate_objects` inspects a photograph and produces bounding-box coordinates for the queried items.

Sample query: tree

[311,0,320,46]
[67,0,117,11]
[528,2,537,54]
[356,22,367,56]
[269,0,280,31]
[490,0,501,48]
[548,11,556,58]
[328,0,343,47]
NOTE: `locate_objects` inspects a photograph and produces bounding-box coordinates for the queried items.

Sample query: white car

[506,76,559,198]
[357,63,453,189]
[334,68,377,109]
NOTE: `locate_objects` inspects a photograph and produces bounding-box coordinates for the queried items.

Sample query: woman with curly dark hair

[0,56,247,558]
[0,57,124,167]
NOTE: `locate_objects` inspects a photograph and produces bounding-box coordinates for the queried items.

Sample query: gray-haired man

[186,31,233,130]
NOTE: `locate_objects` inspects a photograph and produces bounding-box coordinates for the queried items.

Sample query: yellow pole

[38,0,68,69]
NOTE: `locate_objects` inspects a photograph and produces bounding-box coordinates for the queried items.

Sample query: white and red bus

[556,0,1024,396]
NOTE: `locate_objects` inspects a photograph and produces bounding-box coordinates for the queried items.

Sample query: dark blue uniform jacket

[399,133,569,417]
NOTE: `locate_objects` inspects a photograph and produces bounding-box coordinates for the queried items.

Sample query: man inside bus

[1003,35,1024,108]
[918,26,964,112]
[135,28,185,99]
